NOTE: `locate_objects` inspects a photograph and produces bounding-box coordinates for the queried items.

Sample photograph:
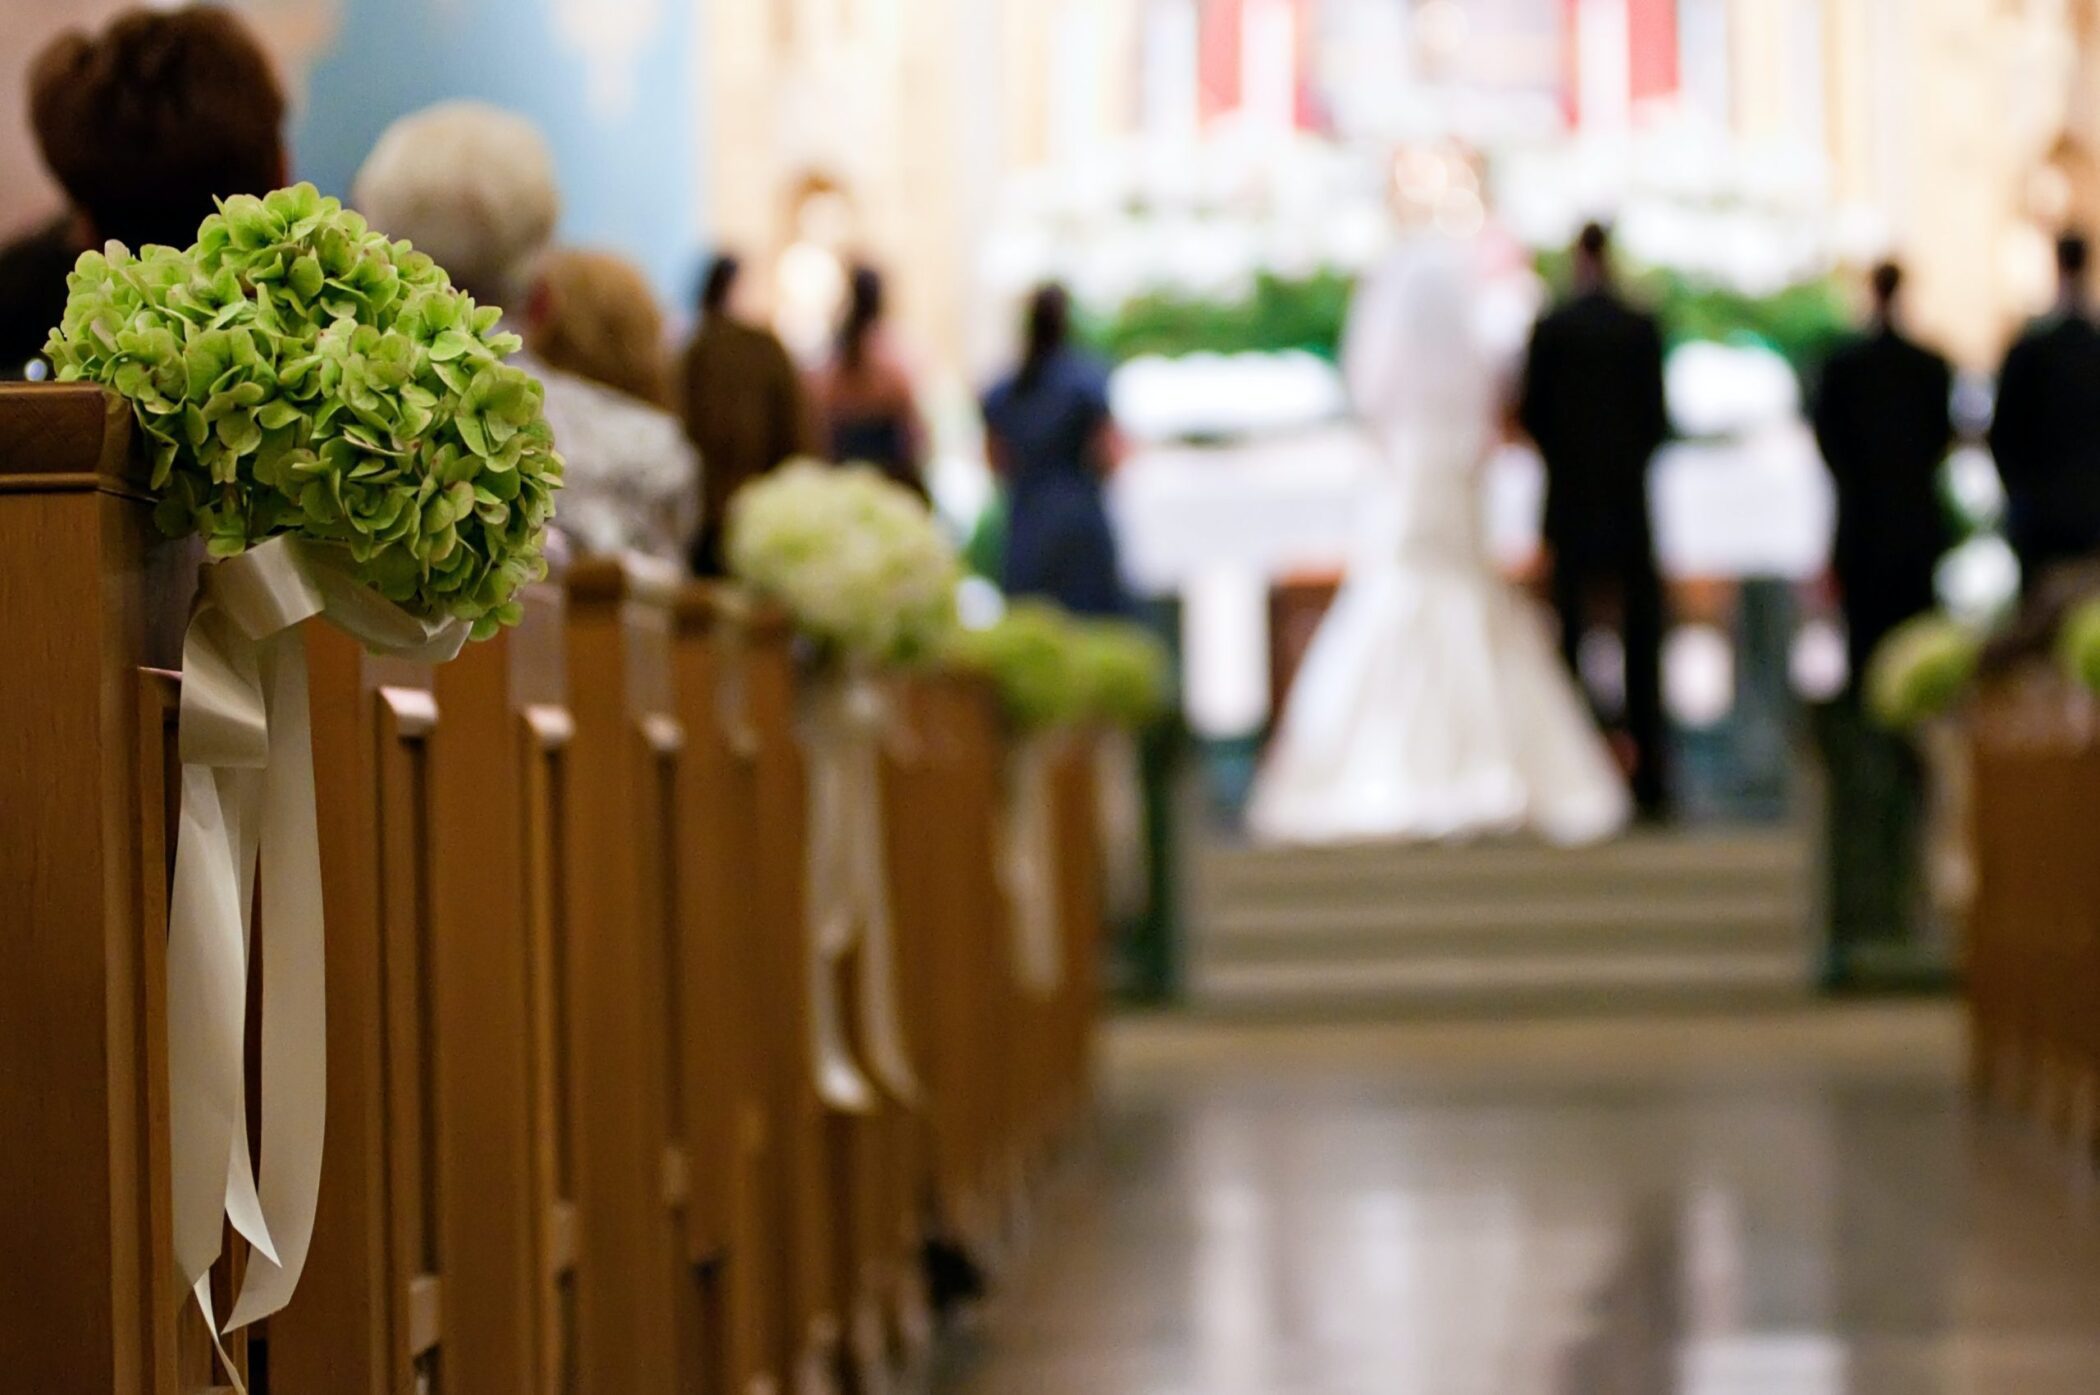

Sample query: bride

[1246,233,1631,846]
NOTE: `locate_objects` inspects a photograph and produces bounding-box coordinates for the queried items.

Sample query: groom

[1519,223,1672,817]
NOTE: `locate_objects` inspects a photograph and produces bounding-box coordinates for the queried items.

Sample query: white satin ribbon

[1001,734,1064,998]
[800,671,921,1112]
[167,535,468,1371]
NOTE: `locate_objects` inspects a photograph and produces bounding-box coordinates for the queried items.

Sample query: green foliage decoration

[45,183,563,639]
[1076,270,1356,364]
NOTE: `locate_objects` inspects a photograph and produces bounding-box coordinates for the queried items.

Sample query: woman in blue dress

[981,285,1129,615]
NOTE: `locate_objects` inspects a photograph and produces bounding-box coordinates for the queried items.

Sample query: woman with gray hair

[353,100,699,564]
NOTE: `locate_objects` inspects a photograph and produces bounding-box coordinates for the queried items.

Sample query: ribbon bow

[166,536,469,1376]
[800,671,921,1112]
[1000,734,1065,997]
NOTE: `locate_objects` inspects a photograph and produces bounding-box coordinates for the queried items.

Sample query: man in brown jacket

[680,253,822,574]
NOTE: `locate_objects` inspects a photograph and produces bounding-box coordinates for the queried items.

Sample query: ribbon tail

[1004,741,1063,997]
[166,763,252,1290]
[221,764,282,1271]
[193,1276,250,1395]
[806,738,876,1114]
[809,905,877,1114]
[850,744,920,1105]
[225,629,328,1331]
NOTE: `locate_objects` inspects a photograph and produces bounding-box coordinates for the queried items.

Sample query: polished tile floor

[936,1006,2100,1395]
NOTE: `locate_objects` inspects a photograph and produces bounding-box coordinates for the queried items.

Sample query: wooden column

[1050,734,1105,1145]
[266,630,444,1394]
[0,384,193,1393]
[562,557,691,1395]
[425,581,570,1395]
[672,584,781,1395]
[744,616,843,1388]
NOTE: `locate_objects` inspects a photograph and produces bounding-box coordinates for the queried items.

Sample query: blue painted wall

[291,0,706,310]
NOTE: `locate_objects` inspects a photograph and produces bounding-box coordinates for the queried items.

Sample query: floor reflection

[935,1006,2100,1395]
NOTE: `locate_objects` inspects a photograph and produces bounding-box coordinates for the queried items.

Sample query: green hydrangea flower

[2058,597,2100,695]
[45,183,562,640]
[947,601,1086,729]
[950,604,1171,730]
[1866,613,1979,729]
[1070,619,1171,727]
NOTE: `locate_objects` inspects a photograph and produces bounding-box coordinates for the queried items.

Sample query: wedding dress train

[1247,238,1631,846]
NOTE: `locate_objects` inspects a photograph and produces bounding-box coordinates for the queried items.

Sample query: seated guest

[1811,260,1955,682]
[4,5,286,377]
[808,264,928,497]
[679,253,821,575]
[523,249,700,561]
[1990,231,2100,590]
[354,102,698,564]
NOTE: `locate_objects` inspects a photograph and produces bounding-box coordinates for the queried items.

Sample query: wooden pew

[426,580,570,1394]
[743,605,843,1389]
[1048,734,1105,1149]
[1968,668,2100,1149]
[561,556,696,1395]
[0,384,200,1392]
[911,675,1018,1263]
[2,383,1117,1394]
[264,633,443,1394]
[672,583,782,1395]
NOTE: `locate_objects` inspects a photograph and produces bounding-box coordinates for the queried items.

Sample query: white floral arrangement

[725,458,958,664]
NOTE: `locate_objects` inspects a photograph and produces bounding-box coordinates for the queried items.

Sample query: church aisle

[935,1006,2100,1395]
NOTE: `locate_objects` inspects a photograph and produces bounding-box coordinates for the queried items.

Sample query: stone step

[1197,829,1808,904]
[1195,894,1806,964]
[1183,824,1816,1015]
[1189,949,1811,1017]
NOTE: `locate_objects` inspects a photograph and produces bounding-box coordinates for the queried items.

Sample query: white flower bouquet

[725,459,959,664]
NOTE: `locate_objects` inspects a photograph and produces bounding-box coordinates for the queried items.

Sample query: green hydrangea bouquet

[949,601,1170,729]
[2058,597,2100,694]
[1865,613,1980,729]
[45,183,562,638]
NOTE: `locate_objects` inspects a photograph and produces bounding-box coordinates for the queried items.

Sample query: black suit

[1989,310,2100,589]
[0,216,77,381]
[1519,287,1671,812]
[1811,325,1953,679]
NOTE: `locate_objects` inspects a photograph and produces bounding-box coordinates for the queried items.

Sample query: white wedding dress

[1246,237,1631,846]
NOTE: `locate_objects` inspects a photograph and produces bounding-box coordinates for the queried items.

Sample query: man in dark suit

[1812,261,1954,681]
[1990,232,2100,591]
[1519,222,1672,816]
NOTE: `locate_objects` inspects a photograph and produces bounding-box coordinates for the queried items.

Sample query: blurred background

[13,2,2100,1389]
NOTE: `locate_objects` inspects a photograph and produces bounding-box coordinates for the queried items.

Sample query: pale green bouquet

[45,183,562,638]
[1866,613,1981,729]
[2058,597,2100,694]
[725,459,960,664]
[1070,618,1172,727]
[949,602,1170,729]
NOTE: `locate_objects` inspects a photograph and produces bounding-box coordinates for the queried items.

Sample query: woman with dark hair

[981,284,1128,615]
[809,263,928,495]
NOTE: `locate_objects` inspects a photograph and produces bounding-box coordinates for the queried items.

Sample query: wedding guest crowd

[353,100,698,564]
[13,0,2100,639]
